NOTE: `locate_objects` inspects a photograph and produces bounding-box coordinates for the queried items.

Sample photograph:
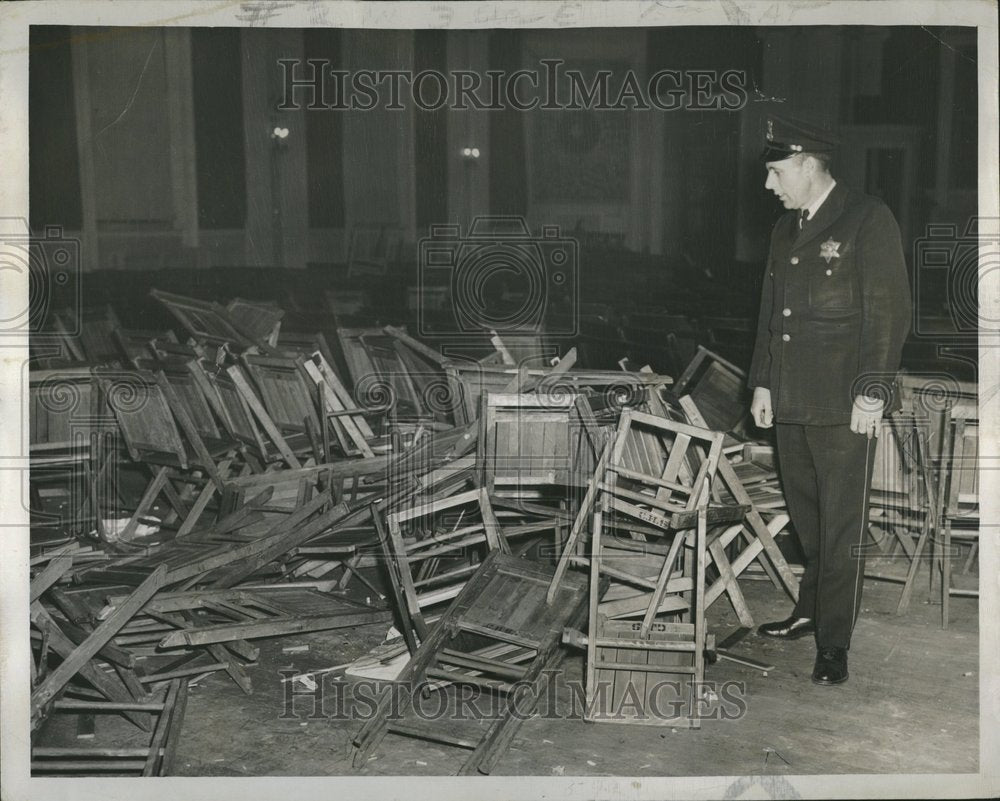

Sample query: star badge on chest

[820,238,842,264]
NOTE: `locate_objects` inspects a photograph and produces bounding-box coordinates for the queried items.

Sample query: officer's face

[764,156,810,209]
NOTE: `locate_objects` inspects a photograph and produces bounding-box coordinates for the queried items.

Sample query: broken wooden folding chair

[218,466,385,593]
[221,361,312,470]
[352,550,589,775]
[58,304,126,366]
[31,565,168,732]
[29,368,114,539]
[31,678,188,777]
[863,406,940,614]
[337,326,464,426]
[189,358,286,472]
[300,350,383,458]
[30,560,196,769]
[94,368,231,546]
[934,401,979,628]
[549,410,746,727]
[238,353,330,464]
[150,288,266,352]
[379,487,508,648]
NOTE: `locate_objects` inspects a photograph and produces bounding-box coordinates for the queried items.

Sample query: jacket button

[826,269,832,275]
[790,256,799,265]
[782,334,791,342]
[782,308,791,317]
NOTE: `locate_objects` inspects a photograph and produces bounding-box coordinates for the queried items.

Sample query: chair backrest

[95,369,188,467]
[69,305,124,364]
[196,361,265,455]
[870,412,925,504]
[150,289,259,350]
[225,298,283,347]
[29,368,101,453]
[241,354,321,433]
[276,330,338,373]
[384,487,505,640]
[156,361,224,442]
[944,403,978,520]
[337,327,427,418]
[480,392,598,495]
[114,329,176,368]
[611,410,724,517]
[490,327,551,370]
[671,346,749,435]
[897,373,977,465]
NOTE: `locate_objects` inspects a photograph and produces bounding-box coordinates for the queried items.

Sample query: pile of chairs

[865,376,980,627]
[39,286,978,776]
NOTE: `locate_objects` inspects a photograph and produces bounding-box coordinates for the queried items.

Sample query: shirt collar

[805,179,836,221]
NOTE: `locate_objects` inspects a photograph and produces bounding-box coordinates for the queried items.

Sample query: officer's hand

[850,395,885,438]
[751,387,773,429]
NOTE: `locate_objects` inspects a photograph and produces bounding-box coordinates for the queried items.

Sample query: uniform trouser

[776,423,877,650]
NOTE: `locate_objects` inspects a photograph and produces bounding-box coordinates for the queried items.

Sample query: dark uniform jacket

[748,183,912,425]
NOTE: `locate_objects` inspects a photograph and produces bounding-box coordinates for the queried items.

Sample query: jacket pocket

[808,264,857,311]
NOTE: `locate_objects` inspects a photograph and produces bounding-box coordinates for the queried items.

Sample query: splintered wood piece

[157,608,391,647]
[30,555,74,603]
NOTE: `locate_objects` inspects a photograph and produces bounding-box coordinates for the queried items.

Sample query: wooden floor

[147,561,979,778]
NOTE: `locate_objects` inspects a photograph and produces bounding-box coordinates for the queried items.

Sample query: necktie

[798,209,810,229]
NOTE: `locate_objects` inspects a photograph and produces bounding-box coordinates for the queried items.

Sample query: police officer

[748,115,912,685]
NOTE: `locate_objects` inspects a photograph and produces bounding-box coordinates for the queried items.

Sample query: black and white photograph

[1,1,997,799]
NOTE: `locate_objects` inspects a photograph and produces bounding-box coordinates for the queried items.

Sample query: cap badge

[820,238,841,263]
[766,119,774,140]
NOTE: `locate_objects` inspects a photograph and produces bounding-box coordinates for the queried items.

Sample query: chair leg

[118,467,170,543]
[962,541,978,574]
[941,522,951,629]
[706,538,754,628]
[176,482,217,538]
[896,515,931,614]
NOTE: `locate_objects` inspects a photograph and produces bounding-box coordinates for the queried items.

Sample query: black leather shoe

[812,647,849,685]
[757,615,815,640]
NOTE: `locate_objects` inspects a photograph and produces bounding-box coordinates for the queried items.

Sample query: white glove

[751,387,773,429]
[850,395,885,438]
